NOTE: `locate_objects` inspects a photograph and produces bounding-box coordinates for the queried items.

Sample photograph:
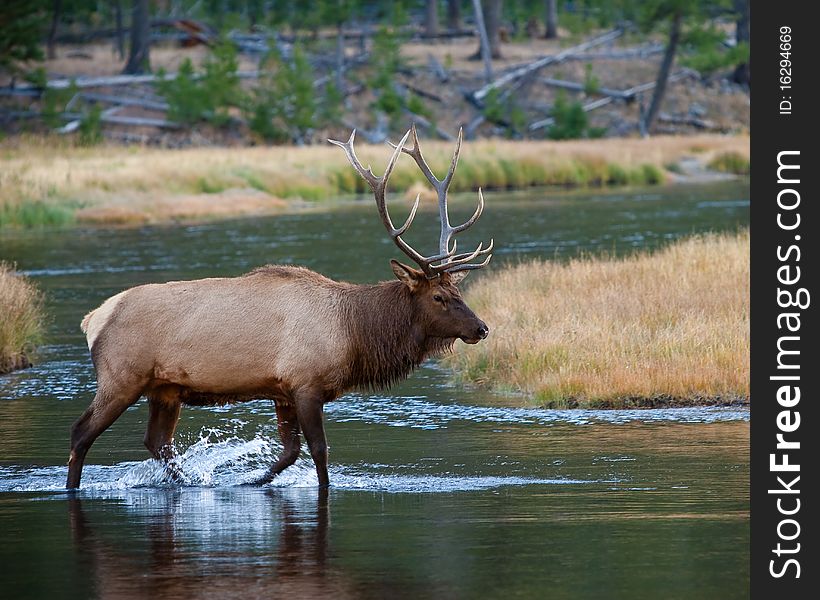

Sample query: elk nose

[477,324,489,339]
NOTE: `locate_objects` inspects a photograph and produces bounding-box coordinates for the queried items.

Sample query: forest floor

[2,31,750,145]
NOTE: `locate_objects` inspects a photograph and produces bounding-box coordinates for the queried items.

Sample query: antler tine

[376,128,412,230]
[444,254,493,274]
[394,193,420,237]
[389,123,438,188]
[430,239,494,273]
[451,187,484,234]
[327,130,381,192]
[440,127,463,190]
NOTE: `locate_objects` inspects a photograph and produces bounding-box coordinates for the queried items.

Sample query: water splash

[0,425,596,494]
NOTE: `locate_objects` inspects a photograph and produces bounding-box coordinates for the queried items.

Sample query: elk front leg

[67,383,143,489]
[296,394,330,487]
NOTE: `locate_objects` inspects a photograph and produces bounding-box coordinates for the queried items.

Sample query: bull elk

[67,125,492,489]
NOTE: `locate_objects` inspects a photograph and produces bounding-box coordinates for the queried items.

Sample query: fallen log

[528,69,700,131]
[657,113,718,130]
[463,115,485,140]
[428,54,449,83]
[7,70,262,92]
[78,92,169,111]
[529,97,614,131]
[403,82,443,103]
[404,111,456,141]
[100,114,181,129]
[471,28,622,105]
[564,44,665,61]
[541,77,632,99]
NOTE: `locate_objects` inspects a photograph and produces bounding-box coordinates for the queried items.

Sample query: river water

[1,182,749,599]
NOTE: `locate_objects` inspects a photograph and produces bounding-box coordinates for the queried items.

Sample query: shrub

[41,81,78,129]
[583,63,600,95]
[547,92,608,140]
[483,89,527,138]
[245,44,341,144]
[158,40,242,127]
[78,105,103,146]
[548,92,589,140]
[0,262,45,374]
[708,151,750,175]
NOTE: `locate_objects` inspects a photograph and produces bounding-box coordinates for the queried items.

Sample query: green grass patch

[0,201,76,228]
[233,168,272,193]
[606,163,629,186]
[194,177,228,194]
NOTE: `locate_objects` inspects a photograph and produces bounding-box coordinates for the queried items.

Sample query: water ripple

[326,396,750,428]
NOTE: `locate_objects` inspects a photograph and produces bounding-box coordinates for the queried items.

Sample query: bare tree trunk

[545,0,558,39]
[123,0,151,74]
[732,0,750,86]
[642,11,681,135]
[425,0,439,37]
[447,0,461,30]
[336,20,344,90]
[248,0,262,29]
[472,0,503,60]
[485,0,503,58]
[47,0,63,59]
[471,0,493,81]
[114,0,125,60]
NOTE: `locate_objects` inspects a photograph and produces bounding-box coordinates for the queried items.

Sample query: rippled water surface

[1,183,749,599]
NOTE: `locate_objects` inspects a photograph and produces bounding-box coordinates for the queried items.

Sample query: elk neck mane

[341,280,455,392]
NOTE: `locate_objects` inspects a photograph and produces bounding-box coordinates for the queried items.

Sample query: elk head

[330,124,492,345]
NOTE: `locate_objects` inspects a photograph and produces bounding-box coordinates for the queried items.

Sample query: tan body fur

[84,267,351,399]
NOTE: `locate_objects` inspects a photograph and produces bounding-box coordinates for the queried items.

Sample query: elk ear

[391,260,425,290]
[446,271,469,286]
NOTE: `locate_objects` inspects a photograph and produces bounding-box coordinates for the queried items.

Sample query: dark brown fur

[341,281,456,392]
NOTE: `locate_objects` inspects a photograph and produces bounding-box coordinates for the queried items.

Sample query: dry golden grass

[0,263,45,374]
[446,231,749,407]
[0,134,749,227]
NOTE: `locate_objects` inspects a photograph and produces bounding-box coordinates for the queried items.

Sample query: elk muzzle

[463,320,490,344]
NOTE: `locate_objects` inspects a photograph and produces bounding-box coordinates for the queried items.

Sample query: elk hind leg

[256,402,301,485]
[145,389,184,482]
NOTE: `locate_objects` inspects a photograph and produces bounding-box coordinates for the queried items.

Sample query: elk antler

[329,124,492,277]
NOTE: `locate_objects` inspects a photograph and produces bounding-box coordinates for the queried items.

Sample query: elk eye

[433,294,444,303]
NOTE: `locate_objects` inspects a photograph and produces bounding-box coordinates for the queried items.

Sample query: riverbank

[1,134,748,228]
[0,263,45,375]
[446,231,749,408]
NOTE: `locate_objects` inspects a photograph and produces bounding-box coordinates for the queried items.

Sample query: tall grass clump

[0,263,46,374]
[708,151,750,175]
[445,231,750,407]
[0,201,75,228]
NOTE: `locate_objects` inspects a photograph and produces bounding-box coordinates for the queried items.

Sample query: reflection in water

[67,488,359,599]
